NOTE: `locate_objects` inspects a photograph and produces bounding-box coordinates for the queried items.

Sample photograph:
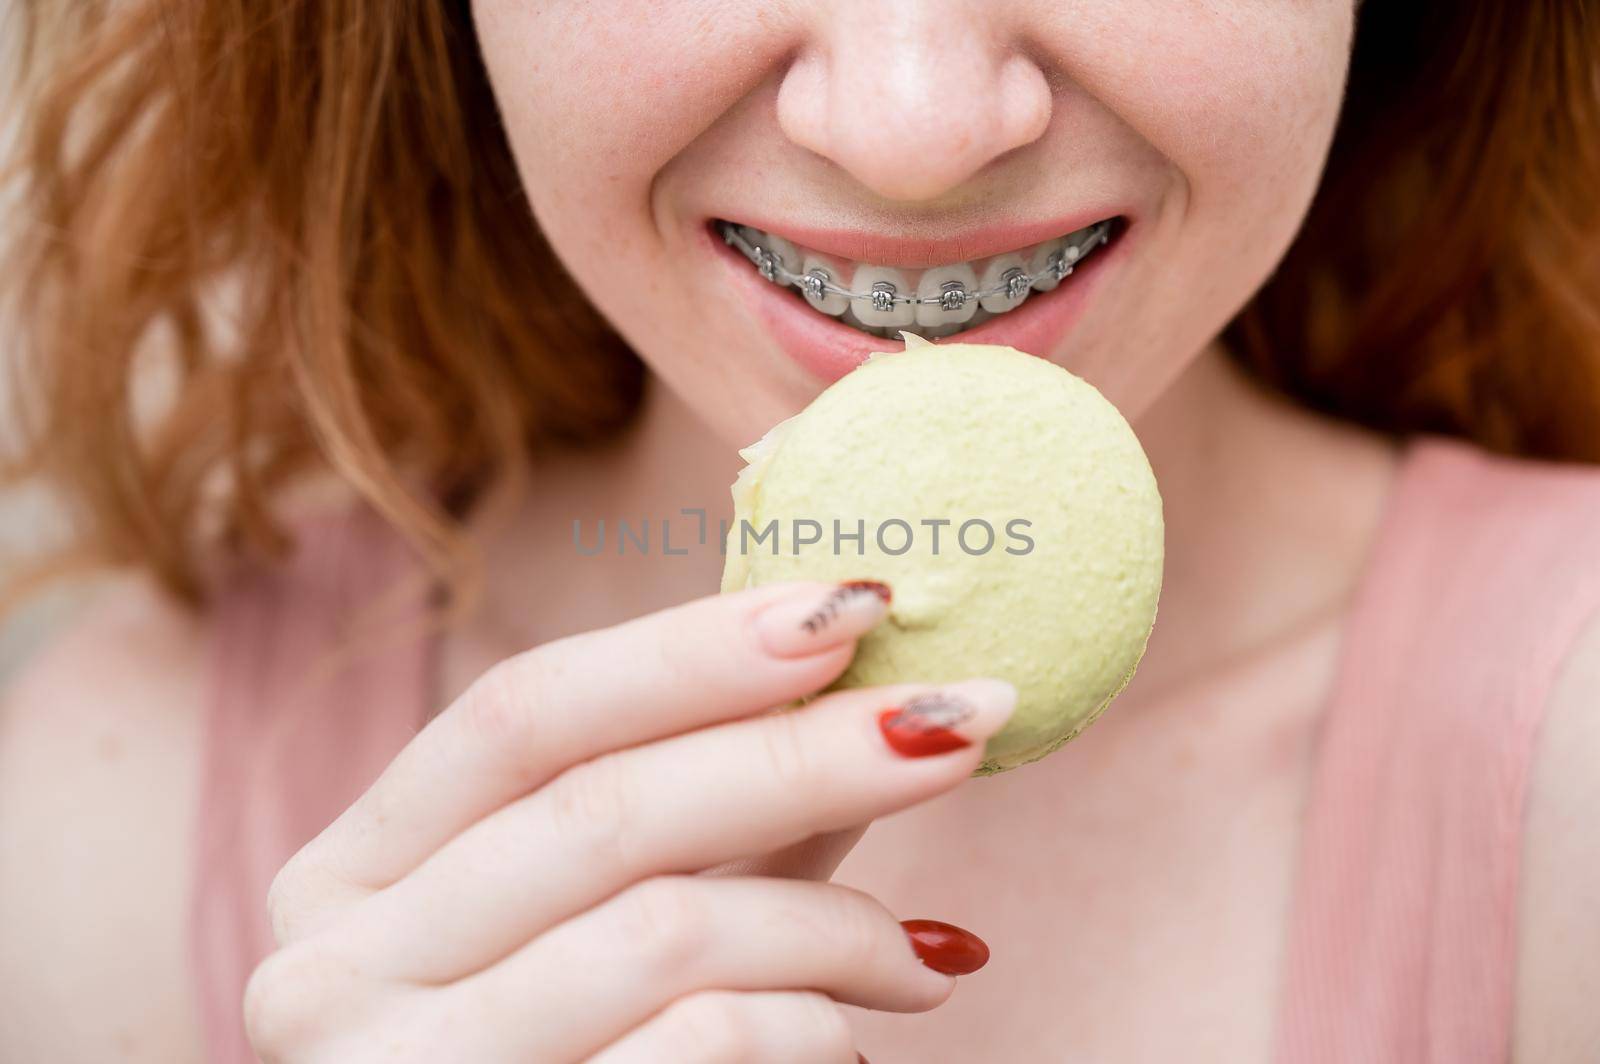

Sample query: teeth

[850,265,915,327]
[1026,238,1066,293]
[798,255,850,316]
[914,321,972,339]
[721,218,1114,339]
[1061,227,1103,265]
[740,226,799,283]
[839,302,874,332]
[977,252,1030,314]
[915,263,979,327]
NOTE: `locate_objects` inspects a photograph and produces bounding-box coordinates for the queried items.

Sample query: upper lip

[710,208,1126,269]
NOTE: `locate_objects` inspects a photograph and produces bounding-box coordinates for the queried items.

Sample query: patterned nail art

[878,692,976,757]
[799,580,892,635]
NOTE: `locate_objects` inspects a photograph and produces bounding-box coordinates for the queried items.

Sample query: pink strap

[189,504,437,1063]
[1274,436,1600,1062]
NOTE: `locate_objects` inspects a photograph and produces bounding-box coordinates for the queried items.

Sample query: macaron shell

[725,342,1163,773]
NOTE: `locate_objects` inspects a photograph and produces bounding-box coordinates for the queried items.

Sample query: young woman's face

[473,2,1354,446]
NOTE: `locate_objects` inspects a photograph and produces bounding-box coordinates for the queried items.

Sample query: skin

[1,1,1597,1060]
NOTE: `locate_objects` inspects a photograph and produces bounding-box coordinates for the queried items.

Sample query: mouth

[704,212,1129,382]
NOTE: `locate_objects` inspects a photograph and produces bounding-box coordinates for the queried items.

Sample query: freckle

[97,733,125,763]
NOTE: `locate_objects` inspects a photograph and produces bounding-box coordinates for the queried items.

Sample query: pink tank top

[189,434,1600,1062]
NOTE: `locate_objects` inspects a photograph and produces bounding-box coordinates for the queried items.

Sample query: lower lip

[703,219,1129,383]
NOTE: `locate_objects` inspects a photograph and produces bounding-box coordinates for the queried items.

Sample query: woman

[2,1,1598,1061]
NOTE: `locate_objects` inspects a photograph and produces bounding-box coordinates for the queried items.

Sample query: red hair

[1227,0,1600,460]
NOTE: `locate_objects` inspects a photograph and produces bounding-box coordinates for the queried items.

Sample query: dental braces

[718,218,1114,311]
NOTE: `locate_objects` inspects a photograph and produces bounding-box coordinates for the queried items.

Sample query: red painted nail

[842,579,892,605]
[901,918,990,975]
[878,693,974,757]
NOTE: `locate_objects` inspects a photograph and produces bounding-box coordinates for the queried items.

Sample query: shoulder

[1515,604,1600,1062]
[0,574,208,1062]
[1387,441,1600,1060]
[1482,439,1600,513]
[1398,438,1600,652]
[1412,434,1600,542]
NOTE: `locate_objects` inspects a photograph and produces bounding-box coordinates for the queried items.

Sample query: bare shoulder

[1514,604,1600,1063]
[0,574,208,1063]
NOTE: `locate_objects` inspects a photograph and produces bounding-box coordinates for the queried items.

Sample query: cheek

[471,2,788,227]
[1038,2,1352,410]
[1106,8,1351,290]
[1072,1,1352,215]
[469,0,800,372]
[1171,20,1345,342]
[1100,3,1350,204]
[471,2,659,245]
[1126,6,1350,192]
[1154,7,1352,347]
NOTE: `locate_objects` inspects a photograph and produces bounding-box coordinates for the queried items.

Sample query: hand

[243,580,1015,1062]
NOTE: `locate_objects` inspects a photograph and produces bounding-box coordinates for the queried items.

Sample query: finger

[703,823,871,882]
[354,678,1014,980]
[441,875,953,1063]
[585,990,857,1064]
[273,580,891,937]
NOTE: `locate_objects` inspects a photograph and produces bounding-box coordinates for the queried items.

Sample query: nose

[776,2,1052,203]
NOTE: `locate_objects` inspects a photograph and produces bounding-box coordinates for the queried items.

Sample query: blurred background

[0,0,85,685]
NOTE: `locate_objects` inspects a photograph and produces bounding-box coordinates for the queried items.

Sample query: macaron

[723,336,1163,773]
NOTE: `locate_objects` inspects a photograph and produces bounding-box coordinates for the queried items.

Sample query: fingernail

[878,679,1016,758]
[902,918,990,976]
[755,580,892,658]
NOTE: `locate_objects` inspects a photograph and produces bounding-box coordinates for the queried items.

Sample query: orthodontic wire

[718,219,1114,310]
